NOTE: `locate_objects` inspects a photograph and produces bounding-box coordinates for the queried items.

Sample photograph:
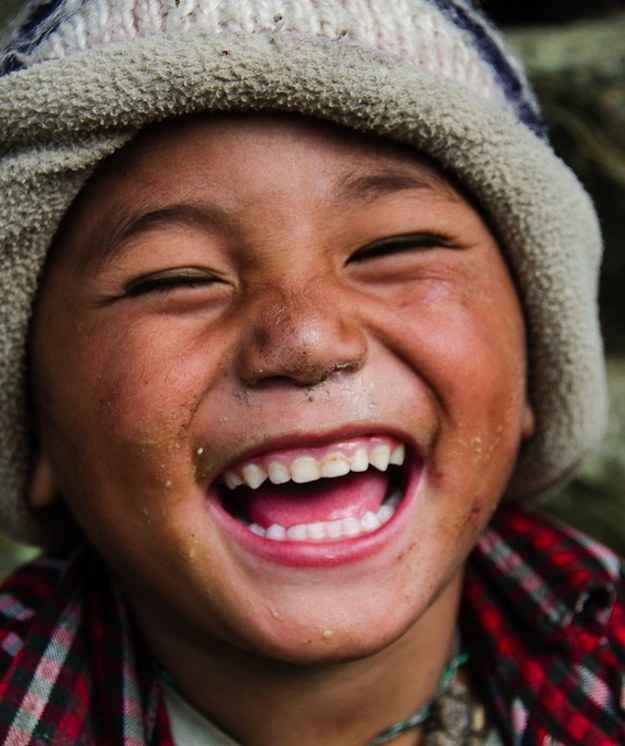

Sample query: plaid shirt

[0,505,624,745]
[462,508,625,746]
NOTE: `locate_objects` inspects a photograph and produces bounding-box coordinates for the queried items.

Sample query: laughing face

[30,114,534,666]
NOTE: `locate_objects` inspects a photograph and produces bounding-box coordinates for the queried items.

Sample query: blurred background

[0,1,624,576]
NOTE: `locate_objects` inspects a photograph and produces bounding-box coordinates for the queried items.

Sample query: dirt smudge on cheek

[469,499,483,523]
[393,540,418,565]
[187,535,198,561]
[95,372,210,501]
[269,608,282,621]
[141,505,152,525]
[470,426,506,468]
[459,498,487,534]
[98,364,197,446]
[194,452,220,484]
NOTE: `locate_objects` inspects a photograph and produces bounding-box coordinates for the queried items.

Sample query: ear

[29,452,60,509]
[521,402,535,441]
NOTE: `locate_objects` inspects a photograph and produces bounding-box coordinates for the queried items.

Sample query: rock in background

[0,2,624,573]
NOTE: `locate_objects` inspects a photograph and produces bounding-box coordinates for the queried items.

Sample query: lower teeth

[246,493,401,542]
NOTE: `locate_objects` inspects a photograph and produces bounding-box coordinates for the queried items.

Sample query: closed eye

[124,268,220,297]
[347,233,456,264]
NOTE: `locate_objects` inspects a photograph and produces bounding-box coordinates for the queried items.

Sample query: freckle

[469,500,482,522]
[322,629,334,640]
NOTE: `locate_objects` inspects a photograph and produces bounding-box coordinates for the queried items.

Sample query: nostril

[249,374,314,390]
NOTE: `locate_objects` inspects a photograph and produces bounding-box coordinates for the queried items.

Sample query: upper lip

[204,423,419,483]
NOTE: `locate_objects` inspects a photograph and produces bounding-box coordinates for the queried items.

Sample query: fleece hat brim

[0,30,606,546]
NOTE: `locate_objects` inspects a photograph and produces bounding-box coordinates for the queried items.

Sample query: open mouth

[215,436,411,543]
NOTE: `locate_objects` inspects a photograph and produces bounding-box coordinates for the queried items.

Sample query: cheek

[34,306,234,592]
[431,325,525,498]
[386,277,527,501]
[34,306,223,511]
[394,296,526,422]
[43,307,225,445]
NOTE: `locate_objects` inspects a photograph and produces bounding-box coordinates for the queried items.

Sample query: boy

[0,1,621,744]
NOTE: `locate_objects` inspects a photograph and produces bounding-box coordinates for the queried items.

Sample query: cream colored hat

[0,0,606,545]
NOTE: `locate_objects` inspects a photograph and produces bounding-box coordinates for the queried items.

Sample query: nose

[235,284,367,387]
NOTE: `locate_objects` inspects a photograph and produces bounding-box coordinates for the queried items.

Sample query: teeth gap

[220,488,248,523]
[383,462,404,501]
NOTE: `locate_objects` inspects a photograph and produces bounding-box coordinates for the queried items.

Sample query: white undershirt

[165,684,240,746]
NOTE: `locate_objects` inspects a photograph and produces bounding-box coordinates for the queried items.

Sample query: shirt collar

[471,505,619,644]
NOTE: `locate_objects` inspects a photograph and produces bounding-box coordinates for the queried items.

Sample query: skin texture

[29,114,534,746]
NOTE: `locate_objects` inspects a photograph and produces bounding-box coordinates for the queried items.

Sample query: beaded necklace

[368,652,490,745]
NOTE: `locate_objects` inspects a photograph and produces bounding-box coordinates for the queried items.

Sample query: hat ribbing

[3,0,543,131]
[0,0,606,545]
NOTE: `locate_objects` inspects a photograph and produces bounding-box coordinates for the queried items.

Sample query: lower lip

[207,454,424,568]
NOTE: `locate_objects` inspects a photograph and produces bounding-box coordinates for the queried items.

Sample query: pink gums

[232,471,389,529]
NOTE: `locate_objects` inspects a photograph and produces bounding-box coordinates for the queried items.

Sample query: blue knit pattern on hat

[1,0,73,74]
[0,0,546,139]
[431,0,545,137]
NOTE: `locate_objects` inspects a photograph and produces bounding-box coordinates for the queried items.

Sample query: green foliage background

[0,3,624,576]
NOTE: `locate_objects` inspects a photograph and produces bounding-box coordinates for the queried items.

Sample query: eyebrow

[78,202,232,272]
[77,166,457,271]
[335,168,460,205]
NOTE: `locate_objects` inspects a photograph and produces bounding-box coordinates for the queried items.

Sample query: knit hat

[0,0,606,546]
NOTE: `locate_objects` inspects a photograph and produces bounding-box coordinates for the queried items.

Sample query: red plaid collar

[0,505,623,745]
[464,507,625,746]
[0,553,174,746]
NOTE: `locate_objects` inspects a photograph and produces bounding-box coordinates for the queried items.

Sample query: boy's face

[31,114,533,664]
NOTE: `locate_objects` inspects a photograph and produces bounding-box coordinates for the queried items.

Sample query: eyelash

[123,234,452,297]
[125,273,215,297]
[348,233,453,263]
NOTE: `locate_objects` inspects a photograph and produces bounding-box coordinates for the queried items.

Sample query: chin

[235,611,419,667]
[220,562,461,668]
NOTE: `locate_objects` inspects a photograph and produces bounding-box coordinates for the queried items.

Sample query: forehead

[94,112,459,187]
[50,112,483,276]
[64,113,462,214]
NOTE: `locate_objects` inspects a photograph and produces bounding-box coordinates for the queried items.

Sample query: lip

[207,442,424,569]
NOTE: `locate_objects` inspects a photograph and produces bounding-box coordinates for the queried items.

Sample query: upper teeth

[223,441,405,490]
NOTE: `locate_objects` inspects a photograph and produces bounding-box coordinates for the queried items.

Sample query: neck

[129,571,464,746]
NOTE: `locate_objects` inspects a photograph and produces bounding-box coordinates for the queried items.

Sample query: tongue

[239,471,389,529]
